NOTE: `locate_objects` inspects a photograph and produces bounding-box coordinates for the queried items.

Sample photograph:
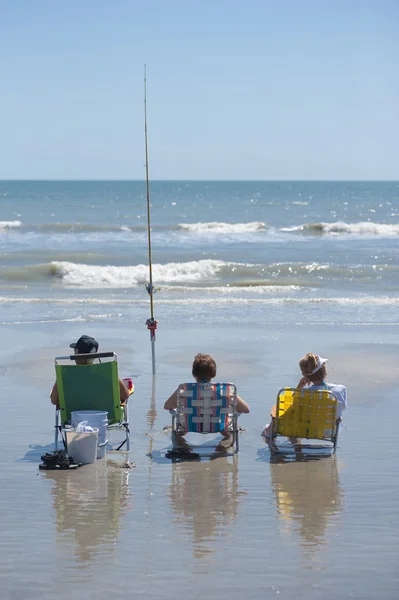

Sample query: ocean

[1,179,399,327]
[1,180,399,600]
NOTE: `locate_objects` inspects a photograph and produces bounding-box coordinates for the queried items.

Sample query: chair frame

[54,352,130,452]
[271,387,340,453]
[171,382,240,453]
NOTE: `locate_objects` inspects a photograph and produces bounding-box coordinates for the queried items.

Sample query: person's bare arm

[50,382,59,409]
[236,394,250,413]
[119,379,129,402]
[164,389,178,410]
[297,376,310,388]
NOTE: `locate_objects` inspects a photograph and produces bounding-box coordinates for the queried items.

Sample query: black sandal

[166,447,200,461]
[39,450,80,470]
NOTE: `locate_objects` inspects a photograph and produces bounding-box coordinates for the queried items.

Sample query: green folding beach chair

[54,352,130,452]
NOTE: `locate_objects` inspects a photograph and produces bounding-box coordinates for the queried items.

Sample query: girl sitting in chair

[262,352,347,438]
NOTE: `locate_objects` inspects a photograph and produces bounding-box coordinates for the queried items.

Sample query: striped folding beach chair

[271,388,340,453]
[171,382,239,452]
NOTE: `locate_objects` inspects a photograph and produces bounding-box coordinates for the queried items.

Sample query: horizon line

[1,178,399,183]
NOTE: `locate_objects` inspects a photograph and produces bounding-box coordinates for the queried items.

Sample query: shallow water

[1,321,398,599]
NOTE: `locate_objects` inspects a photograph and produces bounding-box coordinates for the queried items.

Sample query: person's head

[298,352,327,384]
[192,353,217,382]
[69,335,99,365]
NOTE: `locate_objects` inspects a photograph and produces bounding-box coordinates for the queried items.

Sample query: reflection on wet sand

[270,455,345,556]
[168,456,246,558]
[44,460,131,565]
[147,376,157,456]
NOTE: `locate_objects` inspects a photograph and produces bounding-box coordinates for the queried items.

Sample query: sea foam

[51,259,227,286]
[0,220,22,229]
[178,222,266,234]
[281,221,399,236]
[1,295,399,306]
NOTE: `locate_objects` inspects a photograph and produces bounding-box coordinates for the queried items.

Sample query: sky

[0,0,398,180]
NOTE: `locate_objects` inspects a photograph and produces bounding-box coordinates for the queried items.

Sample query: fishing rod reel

[145,282,160,295]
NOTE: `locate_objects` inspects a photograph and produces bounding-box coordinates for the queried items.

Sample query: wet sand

[1,321,399,599]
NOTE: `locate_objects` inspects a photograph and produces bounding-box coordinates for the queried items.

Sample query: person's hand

[297,376,310,388]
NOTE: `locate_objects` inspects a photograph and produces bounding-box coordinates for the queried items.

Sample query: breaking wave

[281,221,399,236]
[2,259,399,287]
[1,295,398,306]
[51,259,227,286]
[178,222,267,234]
[3,221,267,235]
[3,220,399,240]
[0,220,22,229]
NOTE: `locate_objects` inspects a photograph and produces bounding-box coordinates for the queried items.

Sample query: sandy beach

[0,320,398,599]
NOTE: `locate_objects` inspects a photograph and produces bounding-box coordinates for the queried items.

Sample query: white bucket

[97,440,108,459]
[66,429,98,464]
[71,410,108,441]
[71,411,109,459]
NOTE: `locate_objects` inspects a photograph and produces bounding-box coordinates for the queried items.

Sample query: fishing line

[144,64,158,374]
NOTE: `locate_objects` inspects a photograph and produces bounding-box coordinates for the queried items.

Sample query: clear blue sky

[1,0,398,180]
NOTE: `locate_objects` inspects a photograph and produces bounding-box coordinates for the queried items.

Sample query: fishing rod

[144,64,158,375]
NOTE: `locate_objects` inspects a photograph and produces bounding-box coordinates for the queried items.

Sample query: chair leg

[231,413,238,453]
[333,420,340,453]
[54,410,59,450]
[266,418,277,453]
[171,414,177,446]
[115,424,130,451]
[124,423,130,451]
[171,430,177,447]
[268,419,279,454]
[123,403,130,451]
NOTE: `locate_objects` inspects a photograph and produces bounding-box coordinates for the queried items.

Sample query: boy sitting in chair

[50,335,130,410]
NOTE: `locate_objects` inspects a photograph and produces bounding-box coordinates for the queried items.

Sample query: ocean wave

[2,259,398,287]
[26,222,147,233]
[164,284,301,293]
[5,219,398,239]
[8,259,327,287]
[177,222,267,234]
[0,295,398,306]
[281,221,399,236]
[51,259,227,286]
[0,259,225,285]
[3,220,268,235]
[0,220,22,229]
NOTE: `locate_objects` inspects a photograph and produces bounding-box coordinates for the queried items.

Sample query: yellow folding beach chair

[270,387,340,453]
[54,352,131,452]
[171,382,240,453]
